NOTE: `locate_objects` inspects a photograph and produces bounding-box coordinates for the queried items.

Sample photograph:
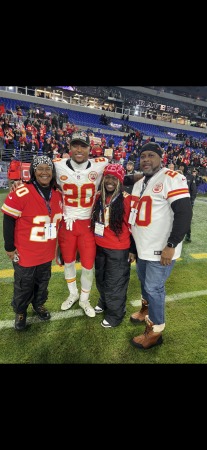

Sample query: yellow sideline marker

[0,262,82,278]
[51,263,82,272]
[0,255,206,279]
[191,253,207,259]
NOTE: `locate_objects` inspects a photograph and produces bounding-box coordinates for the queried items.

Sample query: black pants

[12,261,52,314]
[186,205,194,238]
[95,246,131,327]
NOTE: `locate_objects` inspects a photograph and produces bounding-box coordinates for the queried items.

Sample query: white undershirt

[70,160,89,171]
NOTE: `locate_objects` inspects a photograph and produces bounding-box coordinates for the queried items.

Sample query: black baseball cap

[70,130,90,146]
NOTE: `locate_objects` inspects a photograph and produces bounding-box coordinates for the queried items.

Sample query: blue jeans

[136,257,175,325]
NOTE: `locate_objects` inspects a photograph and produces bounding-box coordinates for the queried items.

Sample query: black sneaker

[15,312,27,331]
[185,236,191,243]
[101,319,112,328]
[33,305,51,321]
[94,305,104,314]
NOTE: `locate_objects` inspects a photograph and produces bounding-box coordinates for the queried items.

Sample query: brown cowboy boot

[130,298,148,324]
[131,317,163,350]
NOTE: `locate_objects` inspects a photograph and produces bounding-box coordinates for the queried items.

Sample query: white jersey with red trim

[130,168,190,260]
[54,157,108,222]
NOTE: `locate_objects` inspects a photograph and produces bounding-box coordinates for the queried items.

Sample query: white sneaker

[79,300,95,318]
[61,292,79,311]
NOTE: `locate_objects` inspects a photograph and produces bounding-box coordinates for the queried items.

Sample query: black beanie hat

[140,142,163,158]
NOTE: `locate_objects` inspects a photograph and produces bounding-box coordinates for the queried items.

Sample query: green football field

[0,189,207,364]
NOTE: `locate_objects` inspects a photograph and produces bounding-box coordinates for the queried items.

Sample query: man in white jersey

[55,130,109,317]
[129,142,192,349]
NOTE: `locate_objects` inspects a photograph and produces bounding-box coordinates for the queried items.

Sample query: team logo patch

[60,175,68,181]
[153,183,163,193]
[88,171,98,182]
[73,131,87,139]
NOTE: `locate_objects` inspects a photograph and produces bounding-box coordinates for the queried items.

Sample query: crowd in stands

[1,94,207,194]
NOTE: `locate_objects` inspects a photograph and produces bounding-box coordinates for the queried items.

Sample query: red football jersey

[1,184,62,267]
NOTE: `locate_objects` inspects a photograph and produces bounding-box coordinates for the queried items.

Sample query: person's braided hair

[91,179,125,237]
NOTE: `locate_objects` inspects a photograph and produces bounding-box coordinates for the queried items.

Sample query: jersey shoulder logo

[152,183,163,193]
[88,171,98,182]
[94,157,106,163]
[53,158,62,162]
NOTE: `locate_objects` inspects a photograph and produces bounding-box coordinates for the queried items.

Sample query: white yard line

[1,290,207,330]
[0,309,84,330]
[130,290,207,306]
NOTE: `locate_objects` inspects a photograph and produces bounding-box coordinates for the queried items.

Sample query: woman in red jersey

[1,156,62,331]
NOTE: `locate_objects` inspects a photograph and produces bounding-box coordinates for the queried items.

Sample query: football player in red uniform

[55,131,109,317]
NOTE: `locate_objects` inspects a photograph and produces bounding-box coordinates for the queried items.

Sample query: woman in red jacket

[91,163,136,328]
